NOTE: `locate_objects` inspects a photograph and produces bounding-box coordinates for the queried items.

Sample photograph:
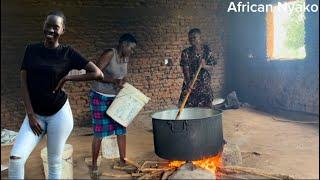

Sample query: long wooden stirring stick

[175,62,203,120]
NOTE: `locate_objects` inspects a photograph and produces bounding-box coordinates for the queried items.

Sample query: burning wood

[107,159,174,179]
[141,167,173,173]
[168,152,223,175]
[140,161,170,170]
[168,162,216,179]
[103,157,294,180]
[168,161,186,168]
[114,145,292,179]
[193,153,223,174]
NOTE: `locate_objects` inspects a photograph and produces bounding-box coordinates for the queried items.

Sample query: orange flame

[193,152,222,174]
[168,160,186,168]
[168,152,223,174]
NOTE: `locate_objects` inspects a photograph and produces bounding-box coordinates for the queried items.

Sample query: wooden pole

[175,63,203,120]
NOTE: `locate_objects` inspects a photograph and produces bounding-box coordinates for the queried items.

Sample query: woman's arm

[95,50,124,88]
[180,50,191,84]
[54,62,103,92]
[66,61,104,82]
[201,47,217,71]
[182,66,191,84]
[21,70,43,135]
[96,50,117,84]
[201,59,215,71]
[21,70,34,116]
[181,66,193,95]
[54,49,122,91]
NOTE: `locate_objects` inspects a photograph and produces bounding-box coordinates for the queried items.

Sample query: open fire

[168,151,223,174]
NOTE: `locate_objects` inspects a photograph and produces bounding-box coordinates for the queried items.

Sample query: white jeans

[9,100,74,179]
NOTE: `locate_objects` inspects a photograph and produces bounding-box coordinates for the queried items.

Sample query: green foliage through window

[272,0,306,60]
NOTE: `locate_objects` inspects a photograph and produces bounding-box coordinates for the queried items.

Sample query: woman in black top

[8,10,103,179]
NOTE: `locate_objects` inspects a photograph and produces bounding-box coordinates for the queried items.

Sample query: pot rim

[152,107,222,120]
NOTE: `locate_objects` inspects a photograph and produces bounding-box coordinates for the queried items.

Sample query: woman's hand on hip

[28,114,43,136]
[53,76,68,93]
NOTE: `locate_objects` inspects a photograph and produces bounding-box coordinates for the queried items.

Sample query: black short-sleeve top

[21,42,89,116]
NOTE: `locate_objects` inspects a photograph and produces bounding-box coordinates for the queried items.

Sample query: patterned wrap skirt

[89,90,126,138]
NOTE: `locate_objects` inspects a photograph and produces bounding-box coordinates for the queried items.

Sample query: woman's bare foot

[90,166,100,180]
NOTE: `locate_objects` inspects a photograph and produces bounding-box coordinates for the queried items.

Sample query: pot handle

[167,121,188,133]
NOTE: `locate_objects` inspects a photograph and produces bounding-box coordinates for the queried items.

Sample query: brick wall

[1,0,227,130]
[225,0,319,115]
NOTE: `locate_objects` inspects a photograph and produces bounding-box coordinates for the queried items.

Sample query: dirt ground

[1,107,319,179]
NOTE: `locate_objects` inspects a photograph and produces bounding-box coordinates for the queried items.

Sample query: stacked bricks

[1,0,227,130]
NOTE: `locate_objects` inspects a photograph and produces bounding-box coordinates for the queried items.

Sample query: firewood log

[161,169,176,180]
[218,166,294,179]
[124,158,141,169]
[138,171,164,180]
[141,167,174,173]
[101,172,131,178]
[131,172,145,177]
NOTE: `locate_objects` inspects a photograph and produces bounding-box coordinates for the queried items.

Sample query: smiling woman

[43,12,65,47]
[8,10,103,180]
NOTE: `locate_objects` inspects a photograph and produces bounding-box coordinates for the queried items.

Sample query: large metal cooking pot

[152,108,224,161]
